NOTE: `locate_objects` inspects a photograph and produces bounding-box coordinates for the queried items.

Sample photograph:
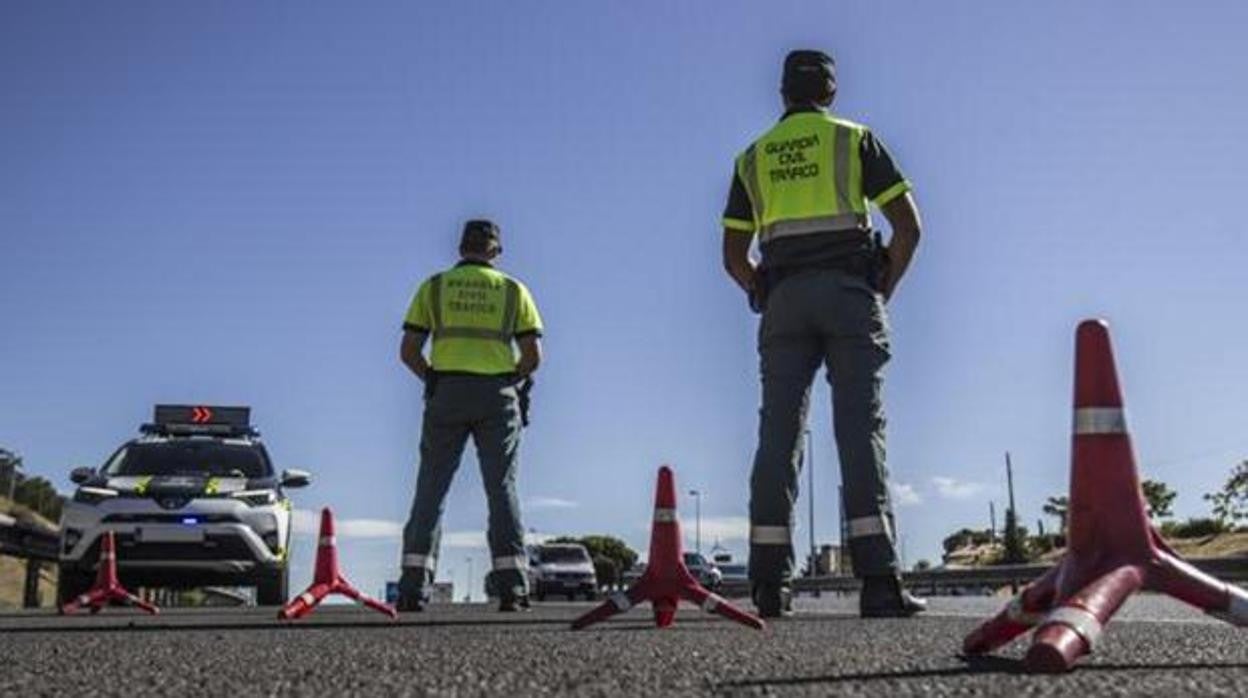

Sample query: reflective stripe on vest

[737,113,869,245]
[429,273,520,344]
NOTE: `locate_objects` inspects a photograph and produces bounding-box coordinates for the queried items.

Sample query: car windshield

[540,546,589,563]
[683,553,706,567]
[103,441,271,479]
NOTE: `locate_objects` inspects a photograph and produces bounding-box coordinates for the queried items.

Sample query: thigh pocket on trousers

[836,276,891,356]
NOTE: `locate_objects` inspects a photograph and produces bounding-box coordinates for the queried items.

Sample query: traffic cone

[60,531,159,615]
[571,465,764,631]
[963,319,1248,673]
[278,507,397,620]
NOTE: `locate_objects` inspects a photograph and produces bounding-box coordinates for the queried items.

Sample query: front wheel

[255,567,288,606]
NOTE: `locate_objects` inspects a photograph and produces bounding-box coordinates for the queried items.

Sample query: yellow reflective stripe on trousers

[750,525,791,545]
[492,555,526,570]
[403,553,435,569]
[847,515,892,540]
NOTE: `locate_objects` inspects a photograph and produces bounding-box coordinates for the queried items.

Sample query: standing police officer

[722,51,925,618]
[397,219,543,612]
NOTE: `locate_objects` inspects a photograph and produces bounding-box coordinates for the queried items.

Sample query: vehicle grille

[101,513,240,524]
[80,532,256,562]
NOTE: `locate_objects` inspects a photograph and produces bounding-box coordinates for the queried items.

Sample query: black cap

[782,49,835,93]
[460,219,501,250]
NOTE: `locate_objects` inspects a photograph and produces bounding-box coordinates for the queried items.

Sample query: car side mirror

[70,467,94,485]
[280,469,312,489]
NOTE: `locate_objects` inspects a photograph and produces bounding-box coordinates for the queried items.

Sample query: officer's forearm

[884,226,919,296]
[516,337,542,376]
[722,230,757,292]
[880,194,922,298]
[400,331,430,379]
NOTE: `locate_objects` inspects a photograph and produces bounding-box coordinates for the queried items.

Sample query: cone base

[1025,624,1086,673]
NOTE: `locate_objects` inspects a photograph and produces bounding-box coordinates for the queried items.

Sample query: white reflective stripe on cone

[493,555,525,570]
[701,594,721,613]
[1073,407,1127,435]
[319,536,336,547]
[610,592,632,611]
[750,525,791,545]
[847,516,891,540]
[299,592,316,606]
[1044,606,1103,649]
[1210,584,1248,626]
[653,508,677,523]
[403,553,434,569]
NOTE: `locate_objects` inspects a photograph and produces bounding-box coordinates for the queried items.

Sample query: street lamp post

[805,429,816,576]
[465,557,474,603]
[688,489,703,554]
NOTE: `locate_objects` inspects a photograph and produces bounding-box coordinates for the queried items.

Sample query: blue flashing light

[181,517,200,525]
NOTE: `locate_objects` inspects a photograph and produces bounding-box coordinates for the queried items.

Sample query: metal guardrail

[716,557,1248,599]
[0,514,60,608]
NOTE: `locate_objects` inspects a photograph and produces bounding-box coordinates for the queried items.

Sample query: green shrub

[1166,517,1228,539]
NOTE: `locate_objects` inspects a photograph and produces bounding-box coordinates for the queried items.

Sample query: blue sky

[3,1,1247,600]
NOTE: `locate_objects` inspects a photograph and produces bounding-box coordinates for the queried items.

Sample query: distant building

[808,544,846,576]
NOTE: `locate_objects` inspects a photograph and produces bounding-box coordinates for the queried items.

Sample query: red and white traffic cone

[572,465,764,631]
[60,531,159,615]
[964,319,1248,673]
[278,507,397,620]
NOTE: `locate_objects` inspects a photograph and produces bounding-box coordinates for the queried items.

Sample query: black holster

[516,377,534,427]
[423,370,440,401]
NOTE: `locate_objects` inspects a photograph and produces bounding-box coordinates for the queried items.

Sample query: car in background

[717,562,748,585]
[683,551,722,591]
[58,405,310,607]
[529,543,598,601]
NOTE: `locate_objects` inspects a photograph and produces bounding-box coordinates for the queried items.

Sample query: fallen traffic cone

[964,319,1248,673]
[61,531,159,615]
[572,465,764,631]
[278,507,397,620]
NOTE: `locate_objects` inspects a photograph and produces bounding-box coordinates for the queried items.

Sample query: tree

[912,559,932,572]
[1141,479,1177,520]
[13,475,64,522]
[1205,461,1248,530]
[1001,508,1028,564]
[1043,495,1069,534]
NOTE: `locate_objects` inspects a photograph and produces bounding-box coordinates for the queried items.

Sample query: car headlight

[230,490,278,506]
[73,487,119,505]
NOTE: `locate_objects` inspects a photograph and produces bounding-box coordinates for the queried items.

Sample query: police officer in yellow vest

[397,219,543,612]
[722,50,925,618]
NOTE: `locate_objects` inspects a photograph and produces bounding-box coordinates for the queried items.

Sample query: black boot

[752,583,793,619]
[397,592,427,613]
[859,575,926,618]
[396,570,427,612]
[498,594,532,613]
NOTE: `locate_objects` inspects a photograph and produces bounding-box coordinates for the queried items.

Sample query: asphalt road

[2,595,1246,696]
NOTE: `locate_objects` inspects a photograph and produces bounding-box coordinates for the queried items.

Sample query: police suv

[58,405,310,606]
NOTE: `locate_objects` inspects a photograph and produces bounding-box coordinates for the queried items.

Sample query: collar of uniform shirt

[780,105,825,120]
[455,260,495,268]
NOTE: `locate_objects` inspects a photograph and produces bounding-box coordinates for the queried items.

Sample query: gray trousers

[400,375,528,600]
[749,269,901,585]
